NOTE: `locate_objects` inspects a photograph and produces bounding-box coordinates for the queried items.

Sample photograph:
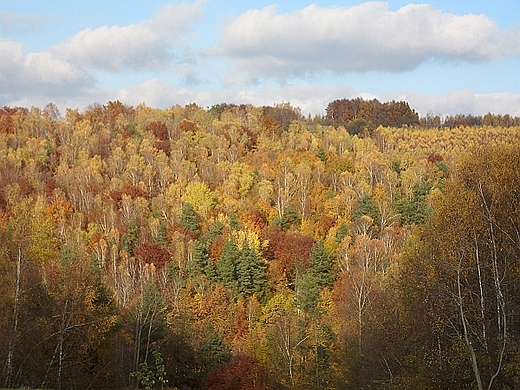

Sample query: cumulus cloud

[219,2,516,79]
[54,1,205,71]
[0,1,205,104]
[0,39,89,96]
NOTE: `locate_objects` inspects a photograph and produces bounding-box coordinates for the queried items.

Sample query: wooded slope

[0,101,519,389]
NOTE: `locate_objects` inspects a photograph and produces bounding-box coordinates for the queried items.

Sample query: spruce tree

[180,202,200,236]
[308,240,335,289]
[296,273,321,316]
[190,240,210,278]
[236,240,269,301]
[396,180,433,225]
[217,239,239,293]
[353,193,380,225]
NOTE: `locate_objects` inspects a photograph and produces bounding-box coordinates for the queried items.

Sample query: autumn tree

[399,145,520,389]
[206,354,271,390]
[259,292,308,387]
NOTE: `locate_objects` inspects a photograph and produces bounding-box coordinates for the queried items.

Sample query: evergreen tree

[155,220,168,245]
[278,206,300,231]
[189,240,210,278]
[336,222,349,243]
[308,240,335,289]
[396,180,432,225]
[316,146,327,162]
[217,239,239,293]
[296,273,321,316]
[121,217,138,255]
[236,240,269,301]
[353,194,380,225]
[180,203,200,236]
[198,332,232,379]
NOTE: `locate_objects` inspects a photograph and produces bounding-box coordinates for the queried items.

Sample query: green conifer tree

[190,239,209,277]
[396,180,432,225]
[308,240,335,289]
[180,203,200,236]
[236,240,269,301]
[353,193,380,225]
[217,239,239,293]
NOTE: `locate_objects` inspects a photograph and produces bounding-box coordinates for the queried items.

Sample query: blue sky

[1,0,519,117]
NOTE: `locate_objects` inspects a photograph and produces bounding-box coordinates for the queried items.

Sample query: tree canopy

[0,99,520,389]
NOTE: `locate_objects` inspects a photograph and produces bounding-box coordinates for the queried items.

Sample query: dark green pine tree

[180,202,200,236]
[308,240,335,289]
[396,180,433,225]
[217,239,239,293]
[335,221,349,243]
[352,193,380,225]
[198,331,232,379]
[155,220,168,245]
[236,240,269,301]
[296,272,321,316]
[121,217,138,255]
[190,240,217,281]
[297,241,334,317]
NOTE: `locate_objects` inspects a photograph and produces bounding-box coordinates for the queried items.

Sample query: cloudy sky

[1,0,520,117]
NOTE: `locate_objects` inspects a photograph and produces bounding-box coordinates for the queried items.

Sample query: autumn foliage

[0,100,519,389]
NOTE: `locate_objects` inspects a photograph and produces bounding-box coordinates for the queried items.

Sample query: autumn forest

[0,99,520,389]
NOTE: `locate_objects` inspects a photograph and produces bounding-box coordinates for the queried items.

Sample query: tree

[308,240,335,290]
[2,196,60,387]
[399,145,520,389]
[325,98,419,130]
[179,202,201,237]
[261,227,315,289]
[129,278,168,382]
[260,292,308,387]
[206,354,270,390]
[198,331,232,380]
[134,242,170,270]
[182,181,215,219]
[189,239,214,280]
[217,239,240,294]
[353,193,380,227]
[131,350,168,390]
[396,180,432,225]
[236,240,269,301]
[334,234,385,357]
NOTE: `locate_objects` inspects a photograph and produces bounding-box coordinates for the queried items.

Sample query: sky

[1,0,520,117]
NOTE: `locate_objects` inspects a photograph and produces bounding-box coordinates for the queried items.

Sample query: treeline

[0,101,519,389]
[323,97,520,132]
[324,98,420,133]
[420,112,520,128]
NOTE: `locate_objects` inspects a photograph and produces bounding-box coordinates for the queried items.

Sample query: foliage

[396,179,433,225]
[131,350,168,390]
[0,100,520,388]
[353,193,380,225]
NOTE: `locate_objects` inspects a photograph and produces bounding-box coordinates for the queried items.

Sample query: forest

[0,98,519,389]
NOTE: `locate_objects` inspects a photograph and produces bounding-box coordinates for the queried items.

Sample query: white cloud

[54,1,205,71]
[118,78,211,108]
[219,2,515,79]
[0,10,52,33]
[0,1,205,104]
[0,39,89,95]
[386,89,520,117]
[119,80,520,118]
[116,79,359,115]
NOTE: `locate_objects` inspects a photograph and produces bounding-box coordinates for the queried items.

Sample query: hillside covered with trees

[0,99,519,389]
